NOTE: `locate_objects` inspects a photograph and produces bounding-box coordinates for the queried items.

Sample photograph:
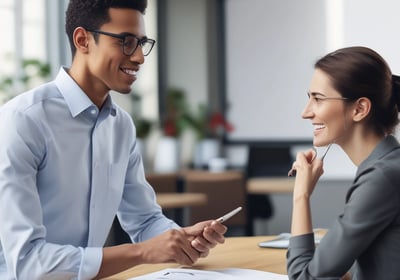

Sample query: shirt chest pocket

[103,163,127,207]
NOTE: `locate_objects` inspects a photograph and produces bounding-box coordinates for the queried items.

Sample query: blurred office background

[1,0,400,235]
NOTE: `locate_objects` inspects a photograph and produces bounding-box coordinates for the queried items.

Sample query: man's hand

[136,228,203,266]
[134,220,226,267]
[95,221,227,279]
[181,220,227,258]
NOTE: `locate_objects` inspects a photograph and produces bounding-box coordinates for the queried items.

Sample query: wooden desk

[156,193,207,209]
[247,177,294,194]
[103,236,287,279]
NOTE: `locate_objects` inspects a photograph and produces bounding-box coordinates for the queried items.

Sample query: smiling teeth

[122,69,136,76]
[314,124,325,130]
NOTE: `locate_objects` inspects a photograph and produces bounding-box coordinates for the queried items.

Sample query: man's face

[86,8,146,95]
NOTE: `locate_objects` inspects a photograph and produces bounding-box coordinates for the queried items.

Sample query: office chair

[245,145,293,235]
[145,172,180,193]
[183,170,247,234]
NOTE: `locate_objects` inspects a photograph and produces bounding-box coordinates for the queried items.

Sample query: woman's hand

[290,148,325,236]
[292,148,324,199]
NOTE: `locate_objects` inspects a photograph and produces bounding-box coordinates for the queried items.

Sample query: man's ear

[352,97,371,122]
[73,27,90,53]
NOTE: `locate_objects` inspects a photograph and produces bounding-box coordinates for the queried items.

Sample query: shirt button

[91,109,97,115]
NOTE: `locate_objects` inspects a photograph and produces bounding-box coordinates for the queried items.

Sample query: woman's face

[302,69,352,147]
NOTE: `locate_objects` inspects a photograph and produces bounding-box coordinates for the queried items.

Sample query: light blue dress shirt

[0,68,178,280]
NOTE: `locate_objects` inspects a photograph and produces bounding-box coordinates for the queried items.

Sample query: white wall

[224,0,400,142]
[225,0,326,142]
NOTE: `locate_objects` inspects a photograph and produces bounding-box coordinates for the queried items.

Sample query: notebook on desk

[258,232,323,249]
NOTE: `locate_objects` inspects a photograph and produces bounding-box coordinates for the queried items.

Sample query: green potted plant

[182,103,234,140]
[130,93,154,139]
[186,105,234,169]
[154,87,193,172]
[0,58,51,104]
[161,88,192,137]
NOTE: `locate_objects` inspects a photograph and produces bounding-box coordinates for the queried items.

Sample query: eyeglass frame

[85,28,156,56]
[307,91,350,102]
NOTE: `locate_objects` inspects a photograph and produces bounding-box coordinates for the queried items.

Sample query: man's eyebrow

[119,32,148,40]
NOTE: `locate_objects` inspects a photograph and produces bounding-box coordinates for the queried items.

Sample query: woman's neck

[341,130,383,166]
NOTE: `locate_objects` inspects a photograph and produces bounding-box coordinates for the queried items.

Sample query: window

[0,0,47,104]
[1,1,159,123]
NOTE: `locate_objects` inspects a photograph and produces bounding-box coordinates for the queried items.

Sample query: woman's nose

[301,102,313,119]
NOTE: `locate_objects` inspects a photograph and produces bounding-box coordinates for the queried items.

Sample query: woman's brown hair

[315,46,400,136]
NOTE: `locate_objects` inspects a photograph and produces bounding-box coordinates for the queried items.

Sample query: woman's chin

[313,139,330,147]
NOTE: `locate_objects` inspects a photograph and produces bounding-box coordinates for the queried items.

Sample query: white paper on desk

[128,267,288,280]
[222,268,288,279]
[258,232,322,249]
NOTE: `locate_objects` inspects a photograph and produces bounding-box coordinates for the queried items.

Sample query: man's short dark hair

[65,0,148,57]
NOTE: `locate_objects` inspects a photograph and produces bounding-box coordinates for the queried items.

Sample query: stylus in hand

[216,206,242,223]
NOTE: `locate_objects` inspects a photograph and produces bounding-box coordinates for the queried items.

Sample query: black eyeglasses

[86,29,156,56]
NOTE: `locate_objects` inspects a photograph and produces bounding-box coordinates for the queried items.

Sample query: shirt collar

[54,67,117,118]
[356,135,400,177]
[102,95,117,117]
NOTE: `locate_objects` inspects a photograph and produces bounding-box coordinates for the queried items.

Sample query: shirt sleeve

[0,108,102,280]
[116,139,180,243]
[78,247,103,280]
[287,167,400,279]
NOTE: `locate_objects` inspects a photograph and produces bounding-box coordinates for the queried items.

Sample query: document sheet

[259,231,324,249]
[128,267,288,280]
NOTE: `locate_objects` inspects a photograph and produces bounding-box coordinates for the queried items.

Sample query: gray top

[287,135,400,280]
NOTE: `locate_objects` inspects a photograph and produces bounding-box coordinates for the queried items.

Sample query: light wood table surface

[247,177,294,194]
[103,235,287,279]
[156,193,207,209]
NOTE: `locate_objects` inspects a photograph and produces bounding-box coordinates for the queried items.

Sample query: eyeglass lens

[123,35,153,56]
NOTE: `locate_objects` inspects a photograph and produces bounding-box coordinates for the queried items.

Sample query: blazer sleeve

[287,167,400,279]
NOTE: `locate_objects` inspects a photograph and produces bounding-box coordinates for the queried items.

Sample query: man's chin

[114,87,133,94]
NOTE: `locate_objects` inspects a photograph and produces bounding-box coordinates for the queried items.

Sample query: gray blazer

[287,135,400,280]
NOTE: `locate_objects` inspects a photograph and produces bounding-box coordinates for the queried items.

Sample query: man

[0,1,226,279]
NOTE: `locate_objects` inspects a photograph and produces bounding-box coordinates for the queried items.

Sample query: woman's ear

[73,27,90,54]
[352,97,371,122]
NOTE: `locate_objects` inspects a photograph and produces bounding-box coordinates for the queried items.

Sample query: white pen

[216,206,242,223]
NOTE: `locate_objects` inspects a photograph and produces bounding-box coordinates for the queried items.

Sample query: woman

[287,46,400,279]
